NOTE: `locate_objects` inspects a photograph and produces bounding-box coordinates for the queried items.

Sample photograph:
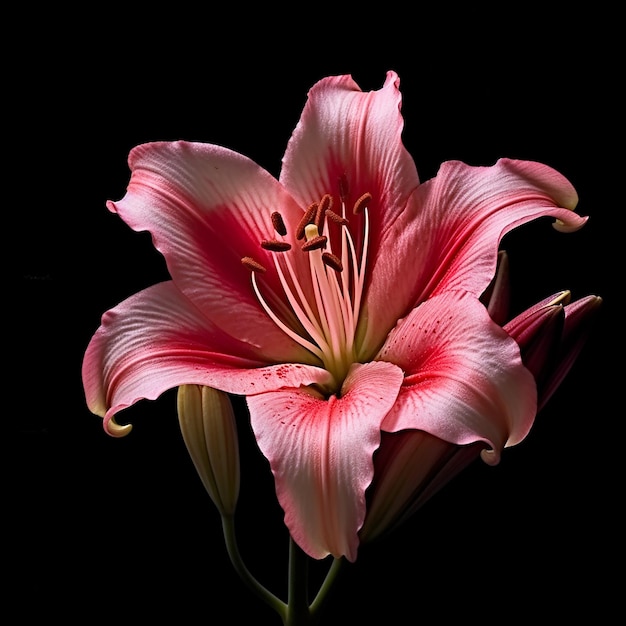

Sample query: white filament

[250,201,370,382]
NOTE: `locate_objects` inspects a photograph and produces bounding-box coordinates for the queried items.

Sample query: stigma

[241,178,371,390]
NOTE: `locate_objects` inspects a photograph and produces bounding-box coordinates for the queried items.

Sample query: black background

[13,8,620,624]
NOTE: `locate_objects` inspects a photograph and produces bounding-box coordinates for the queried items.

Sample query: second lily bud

[177,385,241,517]
[360,430,483,543]
[504,291,602,411]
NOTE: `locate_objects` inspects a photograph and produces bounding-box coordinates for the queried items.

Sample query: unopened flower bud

[177,385,240,516]
[505,292,602,410]
[360,430,483,543]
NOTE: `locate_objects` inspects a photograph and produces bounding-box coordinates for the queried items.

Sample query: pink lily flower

[82,71,589,563]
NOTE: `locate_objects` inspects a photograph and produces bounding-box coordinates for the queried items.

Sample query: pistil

[242,182,371,390]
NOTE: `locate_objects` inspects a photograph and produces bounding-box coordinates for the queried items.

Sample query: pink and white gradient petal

[82,281,333,436]
[280,71,419,220]
[358,158,587,359]
[422,159,585,301]
[379,291,537,464]
[247,361,404,561]
[108,141,315,362]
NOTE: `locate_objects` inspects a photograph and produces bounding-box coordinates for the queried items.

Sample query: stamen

[319,193,332,212]
[325,209,349,226]
[296,203,318,240]
[272,252,329,347]
[315,194,333,234]
[250,272,324,360]
[353,192,372,215]
[301,222,349,373]
[242,185,372,388]
[302,234,328,251]
[241,256,266,273]
[261,239,292,252]
[271,211,287,236]
[322,252,343,272]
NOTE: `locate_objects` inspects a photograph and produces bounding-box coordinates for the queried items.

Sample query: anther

[315,194,332,234]
[325,210,349,226]
[338,174,349,202]
[261,239,292,252]
[302,235,328,251]
[271,211,287,236]
[296,203,318,240]
[322,252,343,272]
[353,192,372,215]
[320,194,333,211]
[241,256,267,273]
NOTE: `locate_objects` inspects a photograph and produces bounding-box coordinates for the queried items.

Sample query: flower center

[241,177,371,392]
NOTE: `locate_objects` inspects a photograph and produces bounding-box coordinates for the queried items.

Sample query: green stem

[285,538,311,625]
[285,540,346,626]
[221,514,287,621]
[222,516,346,626]
[309,556,344,621]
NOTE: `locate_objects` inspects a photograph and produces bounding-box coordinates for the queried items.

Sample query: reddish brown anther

[296,203,318,240]
[315,194,333,235]
[302,235,328,251]
[261,239,292,252]
[353,192,372,215]
[271,211,287,236]
[325,210,349,226]
[318,194,332,213]
[322,252,343,272]
[241,256,267,273]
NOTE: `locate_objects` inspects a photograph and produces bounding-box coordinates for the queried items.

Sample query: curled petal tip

[552,214,588,233]
[480,447,501,466]
[104,415,133,438]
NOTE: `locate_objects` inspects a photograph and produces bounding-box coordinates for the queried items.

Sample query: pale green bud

[177,385,240,516]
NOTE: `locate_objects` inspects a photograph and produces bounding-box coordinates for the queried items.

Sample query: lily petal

[108,140,315,363]
[359,158,587,358]
[247,360,404,562]
[82,281,333,435]
[416,158,586,299]
[379,291,537,464]
[280,70,419,236]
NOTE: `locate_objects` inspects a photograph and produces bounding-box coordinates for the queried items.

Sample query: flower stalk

[285,539,311,625]
[220,514,287,619]
[221,517,344,625]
